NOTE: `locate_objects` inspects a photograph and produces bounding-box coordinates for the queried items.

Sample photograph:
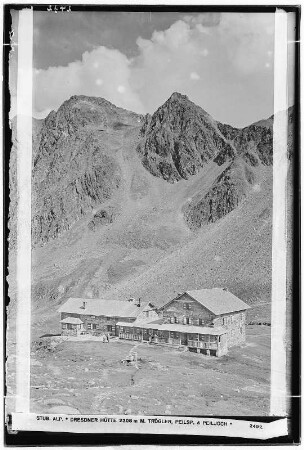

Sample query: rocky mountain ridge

[9,92,292,248]
[8,93,295,338]
[137,92,236,182]
[137,92,289,230]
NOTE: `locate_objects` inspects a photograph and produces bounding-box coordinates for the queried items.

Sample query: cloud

[216,13,275,75]
[33,46,145,116]
[27,12,276,126]
[131,19,211,112]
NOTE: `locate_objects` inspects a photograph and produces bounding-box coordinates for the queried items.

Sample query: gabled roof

[60,317,83,324]
[58,298,146,318]
[186,289,250,315]
[159,288,250,316]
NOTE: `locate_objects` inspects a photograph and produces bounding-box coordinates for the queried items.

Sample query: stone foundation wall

[213,311,246,347]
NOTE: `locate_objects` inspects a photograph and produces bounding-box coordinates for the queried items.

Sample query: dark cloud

[33,11,183,69]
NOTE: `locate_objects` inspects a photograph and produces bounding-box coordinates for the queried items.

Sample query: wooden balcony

[187,340,218,350]
[119,333,141,340]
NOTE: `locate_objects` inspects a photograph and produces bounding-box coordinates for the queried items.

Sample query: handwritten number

[47,5,71,12]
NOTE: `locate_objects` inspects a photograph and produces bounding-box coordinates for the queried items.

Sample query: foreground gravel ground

[21,325,271,417]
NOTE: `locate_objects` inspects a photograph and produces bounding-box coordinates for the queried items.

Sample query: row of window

[87,324,114,332]
[183,303,192,310]
[221,313,245,326]
[169,317,204,325]
[62,323,80,330]
[118,327,218,341]
[62,323,115,332]
[64,315,120,321]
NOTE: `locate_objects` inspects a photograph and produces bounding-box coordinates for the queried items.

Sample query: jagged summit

[160,91,209,117]
[44,94,143,132]
[167,91,189,102]
[137,92,235,182]
[9,92,292,249]
[59,94,128,111]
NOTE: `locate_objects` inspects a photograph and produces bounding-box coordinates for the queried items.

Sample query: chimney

[137,298,141,308]
[82,301,86,309]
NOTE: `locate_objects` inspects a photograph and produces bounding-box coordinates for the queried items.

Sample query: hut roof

[60,317,83,325]
[58,298,147,319]
[159,288,250,316]
[186,289,250,315]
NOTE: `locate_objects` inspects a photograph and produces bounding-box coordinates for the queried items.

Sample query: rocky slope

[136,92,283,231]
[137,92,236,182]
[9,96,143,247]
[10,93,292,248]
[8,93,294,329]
[7,96,295,421]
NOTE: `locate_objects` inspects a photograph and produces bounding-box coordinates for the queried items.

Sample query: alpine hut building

[116,288,250,357]
[58,297,158,337]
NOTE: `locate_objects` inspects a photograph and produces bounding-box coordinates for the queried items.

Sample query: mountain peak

[168,92,189,102]
[137,93,236,183]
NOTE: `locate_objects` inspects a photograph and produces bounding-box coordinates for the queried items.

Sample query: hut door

[180,333,187,346]
[143,329,149,341]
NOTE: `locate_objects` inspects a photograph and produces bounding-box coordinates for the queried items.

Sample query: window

[200,335,207,342]
[183,317,190,325]
[171,332,179,339]
[87,323,97,330]
[170,317,175,324]
[198,318,203,326]
[174,317,179,324]
[183,303,191,310]
[62,324,67,329]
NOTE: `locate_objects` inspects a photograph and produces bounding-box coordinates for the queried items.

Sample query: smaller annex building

[58,297,157,337]
[116,289,250,357]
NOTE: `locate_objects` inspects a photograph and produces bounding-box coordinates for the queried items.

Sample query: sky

[9,10,296,127]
